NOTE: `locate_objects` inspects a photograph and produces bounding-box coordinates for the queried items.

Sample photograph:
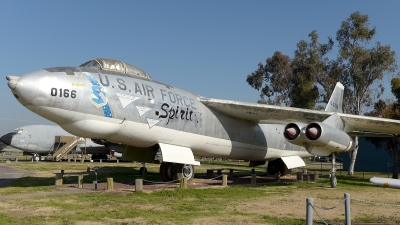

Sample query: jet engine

[283,122,307,145]
[284,122,354,156]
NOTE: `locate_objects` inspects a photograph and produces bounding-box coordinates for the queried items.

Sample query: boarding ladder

[53,136,85,161]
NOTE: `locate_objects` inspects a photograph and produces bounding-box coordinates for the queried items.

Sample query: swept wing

[199,97,400,135]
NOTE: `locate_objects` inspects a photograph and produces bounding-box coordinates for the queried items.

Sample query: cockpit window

[79,58,153,80]
[12,129,23,134]
[80,60,101,69]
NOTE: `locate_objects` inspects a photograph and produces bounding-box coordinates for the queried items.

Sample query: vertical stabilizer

[325,82,344,113]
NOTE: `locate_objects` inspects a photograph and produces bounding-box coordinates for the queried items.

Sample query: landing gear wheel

[139,167,147,175]
[284,168,292,176]
[267,160,278,175]
[330,175,337,188]
[174,164,195,181]
[32,154,40,162]
[267,159,290,176]
[160,162,174,182]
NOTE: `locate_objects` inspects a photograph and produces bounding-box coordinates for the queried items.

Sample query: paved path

[0,163,36,188]
[0,164,93,201]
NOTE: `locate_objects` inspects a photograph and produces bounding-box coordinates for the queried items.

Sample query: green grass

[0,159,399,224]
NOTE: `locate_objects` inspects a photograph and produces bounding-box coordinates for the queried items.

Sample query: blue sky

[1,1,399,135]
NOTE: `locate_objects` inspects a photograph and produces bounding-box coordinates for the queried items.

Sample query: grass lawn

[0,158,399,225]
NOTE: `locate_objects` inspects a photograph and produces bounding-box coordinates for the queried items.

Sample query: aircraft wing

[200,97,400,135]
[199,97,333,124]
[339,113,400,135]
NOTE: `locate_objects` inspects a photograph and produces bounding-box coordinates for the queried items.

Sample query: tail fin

[325,82,344,113]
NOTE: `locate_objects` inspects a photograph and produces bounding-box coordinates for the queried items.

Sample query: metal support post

[345,193,351,225]
[306,198,313,225]
[94,170,98,189]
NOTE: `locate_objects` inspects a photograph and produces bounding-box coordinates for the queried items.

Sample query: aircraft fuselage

[9,65,309,161]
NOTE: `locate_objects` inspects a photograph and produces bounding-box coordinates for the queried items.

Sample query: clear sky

[1,1,399,135]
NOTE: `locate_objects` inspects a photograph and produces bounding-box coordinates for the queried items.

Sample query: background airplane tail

[325,82,344,113]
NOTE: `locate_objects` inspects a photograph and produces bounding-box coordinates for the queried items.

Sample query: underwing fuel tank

[284,122,354,156]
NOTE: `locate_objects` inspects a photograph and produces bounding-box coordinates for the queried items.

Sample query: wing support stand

[329,152,337,188]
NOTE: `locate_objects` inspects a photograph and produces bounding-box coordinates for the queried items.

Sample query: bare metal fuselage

[10,66,310,161]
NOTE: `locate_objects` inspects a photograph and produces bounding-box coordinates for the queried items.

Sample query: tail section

[325,82,344,113]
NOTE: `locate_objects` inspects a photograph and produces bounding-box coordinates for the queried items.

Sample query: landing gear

[139,162,147,175]
[31,154,41,162]
[159,162,195,182]
[175,163,195,181]
[267,159,291,176]
[329,153,337,188]
[160,162,174,181]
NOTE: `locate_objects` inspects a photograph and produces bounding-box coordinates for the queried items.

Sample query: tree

[246,31,333,109]
[335,11,397,175]
[290,30,333,108]
[246,51,293,105]
[365,78,400,178]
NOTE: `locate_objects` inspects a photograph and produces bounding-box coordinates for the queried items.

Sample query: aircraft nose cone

[285,128,298,139]
[6,75,20,90]
[0,133,13,145]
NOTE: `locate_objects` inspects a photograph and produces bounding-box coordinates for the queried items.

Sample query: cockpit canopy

[79,58,152,80]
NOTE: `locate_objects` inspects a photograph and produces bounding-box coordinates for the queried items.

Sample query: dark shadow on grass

[201,161,255,169]
[4,166,154,188]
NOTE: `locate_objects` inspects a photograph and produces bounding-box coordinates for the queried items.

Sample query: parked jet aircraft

[0,125,114,161]
[6,58,400,187]
[0,142,23,153]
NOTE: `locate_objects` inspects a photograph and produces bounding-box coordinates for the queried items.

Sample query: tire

[267,159,290,176]
[139,167,147,175]
[267,160,278,175]
[32,154,40,162]
[160,162,174,182]
[174,164,195,181]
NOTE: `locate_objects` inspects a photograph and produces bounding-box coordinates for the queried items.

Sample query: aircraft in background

[0,142,23,153]
[6,58,400,187]
[0,125,118,161]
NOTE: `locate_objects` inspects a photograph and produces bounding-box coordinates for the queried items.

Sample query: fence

[306,193,400,225]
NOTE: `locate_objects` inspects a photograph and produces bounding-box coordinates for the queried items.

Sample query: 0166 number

[51,88,76,98]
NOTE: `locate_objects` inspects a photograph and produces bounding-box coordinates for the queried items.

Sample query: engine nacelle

[304,122,354,156]
[110,150,122,158]
[284,122,307,146]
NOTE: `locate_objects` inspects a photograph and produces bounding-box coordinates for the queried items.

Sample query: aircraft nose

[6,69,52,108]
[6,75,20,90]
[0,133,13,145]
